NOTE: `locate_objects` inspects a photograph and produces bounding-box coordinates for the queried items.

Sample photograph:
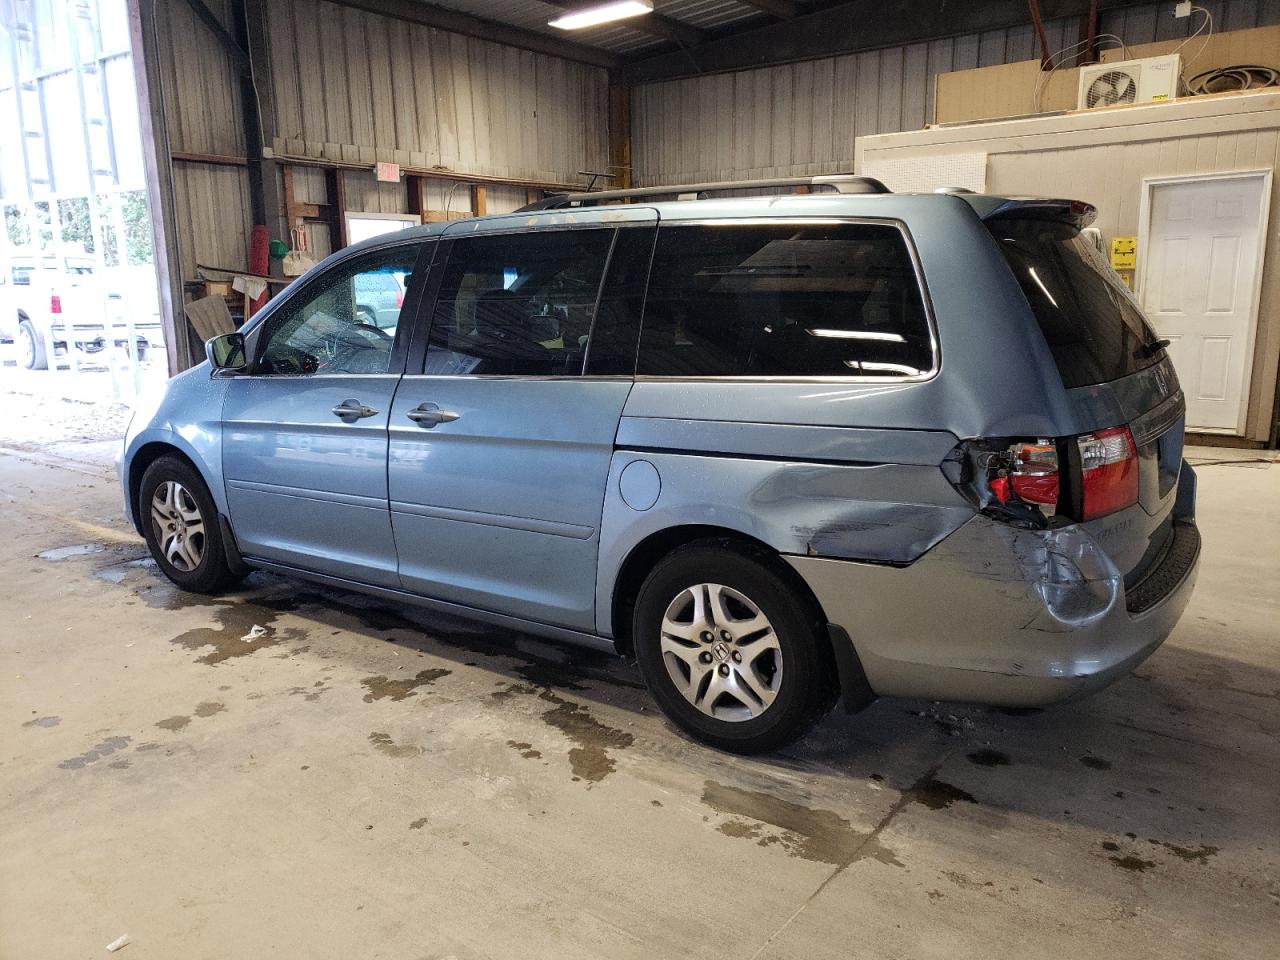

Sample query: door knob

[405,402,460,427]
[331,399,378,422]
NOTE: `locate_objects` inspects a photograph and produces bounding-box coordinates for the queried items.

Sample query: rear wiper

[1138,338,1171,358]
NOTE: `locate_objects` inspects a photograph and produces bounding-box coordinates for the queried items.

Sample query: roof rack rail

[518,174,890,211]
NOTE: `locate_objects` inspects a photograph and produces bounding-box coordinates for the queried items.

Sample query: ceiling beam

[619,0,1151,83]
[737,0,801,18]
[541,1,704,49]
[339,0,620,70]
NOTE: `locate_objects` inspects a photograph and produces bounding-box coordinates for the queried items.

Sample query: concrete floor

[2,385,1277,959]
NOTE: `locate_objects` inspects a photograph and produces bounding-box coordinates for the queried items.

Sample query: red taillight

[1078,426,1138,520]
[988,426,1137,521]
[991,440,1059,512]
[50,294,62,314]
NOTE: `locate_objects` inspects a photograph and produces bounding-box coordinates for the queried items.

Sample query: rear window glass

[990,218,1163,388]
[636,223,934,379]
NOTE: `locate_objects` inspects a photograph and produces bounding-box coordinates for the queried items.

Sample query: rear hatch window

[989,218,1164,388]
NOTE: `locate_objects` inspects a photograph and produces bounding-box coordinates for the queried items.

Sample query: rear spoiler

[979,198,1098,231]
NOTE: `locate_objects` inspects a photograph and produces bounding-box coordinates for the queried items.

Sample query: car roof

[331,190,1091,263]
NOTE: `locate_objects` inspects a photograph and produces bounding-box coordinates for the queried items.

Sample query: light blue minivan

[120,175,1200,752]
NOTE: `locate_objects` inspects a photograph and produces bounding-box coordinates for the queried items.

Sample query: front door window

[254,245,419,375]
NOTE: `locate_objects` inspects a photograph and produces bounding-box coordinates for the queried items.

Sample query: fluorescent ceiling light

[549,1,653,30]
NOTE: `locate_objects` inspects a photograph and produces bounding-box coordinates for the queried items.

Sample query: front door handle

[405,402,460,427]
[331,399,379,422]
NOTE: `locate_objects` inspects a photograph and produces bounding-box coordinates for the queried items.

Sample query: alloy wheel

[150,480,205,572]
[659,583,783,722]
[20,325,37,369]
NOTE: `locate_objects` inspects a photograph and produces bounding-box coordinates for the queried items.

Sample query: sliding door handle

[405,402,460,427]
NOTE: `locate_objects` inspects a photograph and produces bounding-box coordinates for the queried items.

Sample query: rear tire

[139,455,243,594]
[632,540,838,754]
[18,319,47,370]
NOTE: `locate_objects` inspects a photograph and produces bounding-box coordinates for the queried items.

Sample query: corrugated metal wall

[264,0,608,184]
[157,0,610,274]
[631,0,1280,186]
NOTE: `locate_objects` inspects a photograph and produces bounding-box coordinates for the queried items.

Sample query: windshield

[989,218,1164,388]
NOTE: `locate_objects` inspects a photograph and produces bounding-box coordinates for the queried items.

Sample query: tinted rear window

[990,218,1163,388]
[636,223,934,379]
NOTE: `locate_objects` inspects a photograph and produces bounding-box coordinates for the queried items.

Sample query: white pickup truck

[0,252,164,370]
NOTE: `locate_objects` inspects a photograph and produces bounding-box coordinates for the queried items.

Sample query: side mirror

[206,332,247,371]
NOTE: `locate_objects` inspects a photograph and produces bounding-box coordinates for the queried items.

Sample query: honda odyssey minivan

[120,175,1199,753]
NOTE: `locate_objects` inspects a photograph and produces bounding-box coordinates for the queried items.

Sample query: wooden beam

[470,183,487,216]
[282,165,326,227]
[339,0,619,70]
[406,173,426,223]
[171,151,248,166]
[608,84,632,190]
[1026,0,1052,68]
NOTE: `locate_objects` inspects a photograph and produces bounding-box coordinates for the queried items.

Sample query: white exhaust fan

[1078,55,1181,110]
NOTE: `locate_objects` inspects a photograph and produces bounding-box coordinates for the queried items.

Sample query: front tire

[139,456,242,594]
[633,541,838,754]
[18,319,48,370]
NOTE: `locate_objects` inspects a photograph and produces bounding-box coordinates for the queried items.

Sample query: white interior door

[1140,173,1270,434]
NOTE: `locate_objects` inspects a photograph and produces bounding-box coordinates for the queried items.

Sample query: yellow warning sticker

[1110,236,1137,271]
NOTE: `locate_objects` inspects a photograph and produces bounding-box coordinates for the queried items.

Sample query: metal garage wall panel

[155,0,245,157]
[262,0,608,184]
[631,0,1280,186]
[171,162,253,274]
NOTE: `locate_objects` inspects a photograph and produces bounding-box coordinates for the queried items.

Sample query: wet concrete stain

[94,557,155,584]
[108,759,130,769]
[966,749,1011,767]
[490,682,537,703]
[1110,854,1157,872]
[38,543,106,561]
[368,731,424,758]
[1148,839,1218,863]
[58,735,131,769]
[409,817,429,830]
[170,600,306,666]
[156,701,225,731]
[22,716,60,728]
[910,778,977,811]
[942,870,995,891]
[1079,755,1112,770]
[540,698,634,783]
[717,819,764,840]
[702,781,903,868]
[288,682,330,702]
[506,740,542,760]
[360,668,451,703]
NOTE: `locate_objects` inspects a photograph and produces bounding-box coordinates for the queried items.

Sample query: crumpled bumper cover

[787,490,1200,707]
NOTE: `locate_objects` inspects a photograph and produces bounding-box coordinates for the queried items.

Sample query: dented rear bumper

[786,467,1200,707]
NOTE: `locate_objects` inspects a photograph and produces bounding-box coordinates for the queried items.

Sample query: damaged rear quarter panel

[595,420,974,637]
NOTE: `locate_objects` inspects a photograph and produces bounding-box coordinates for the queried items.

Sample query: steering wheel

[352,322,393,341]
